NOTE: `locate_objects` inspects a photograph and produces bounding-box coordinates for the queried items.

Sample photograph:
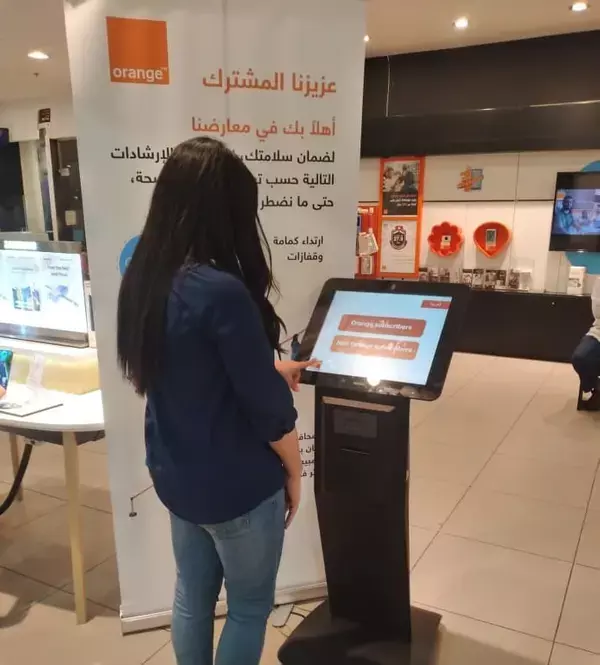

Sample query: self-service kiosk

[278,278,470,665]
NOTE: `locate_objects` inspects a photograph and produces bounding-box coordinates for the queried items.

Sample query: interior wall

[359,158,380,202]
[359,157,380,203]
[362,31,600,157]
[359,150,600,292]
[18,141,45,233]
[0,98,75,236]
[0,142,25,231]
[2,96,597,291]
[0,97,75,141]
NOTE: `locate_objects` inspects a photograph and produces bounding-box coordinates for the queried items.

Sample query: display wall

[360,150,600,293]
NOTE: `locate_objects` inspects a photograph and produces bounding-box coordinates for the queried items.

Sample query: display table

[0,389,105,625]
[0,337,99,394]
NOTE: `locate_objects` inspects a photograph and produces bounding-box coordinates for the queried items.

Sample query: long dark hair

[117,137,284,395]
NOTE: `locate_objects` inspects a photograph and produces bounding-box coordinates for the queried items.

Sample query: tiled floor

[1,353,600,663]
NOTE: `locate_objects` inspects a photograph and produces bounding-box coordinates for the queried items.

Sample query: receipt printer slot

[320,398,403,498]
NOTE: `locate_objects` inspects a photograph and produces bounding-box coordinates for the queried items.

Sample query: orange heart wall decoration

[428,222,464,257]
[473,221,511,258]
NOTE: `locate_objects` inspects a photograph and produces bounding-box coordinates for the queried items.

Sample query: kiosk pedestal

[278,387,440,665]
[278,278,469,665]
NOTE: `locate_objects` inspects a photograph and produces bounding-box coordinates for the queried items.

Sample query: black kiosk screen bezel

[297,279,470,401]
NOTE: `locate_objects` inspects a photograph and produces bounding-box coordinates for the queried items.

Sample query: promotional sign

[379,157,425,278]
[379,219,419,277]
[381,157,423,217]
[0,246,88,344]
[457,166,484,192]
[424,153,518,202]
[0,249,86,331]
[65,0,365,629]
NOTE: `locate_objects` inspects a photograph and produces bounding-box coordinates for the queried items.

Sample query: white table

[0,390,105,624]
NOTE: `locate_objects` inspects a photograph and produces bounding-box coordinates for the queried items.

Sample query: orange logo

[106,16,169,85]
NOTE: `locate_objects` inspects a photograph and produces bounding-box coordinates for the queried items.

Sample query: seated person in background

[572,278,600,409]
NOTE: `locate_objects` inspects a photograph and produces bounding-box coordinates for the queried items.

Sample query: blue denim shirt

[145,264,296,524]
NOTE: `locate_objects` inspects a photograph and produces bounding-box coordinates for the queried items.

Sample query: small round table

[0,390,105,624]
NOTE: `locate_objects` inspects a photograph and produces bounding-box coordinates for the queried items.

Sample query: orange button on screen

[338,315,426,338]
[421,300,450,310]
[330,335,419,361]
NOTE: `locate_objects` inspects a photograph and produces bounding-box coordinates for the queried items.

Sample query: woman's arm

[270,428,302,479]
[270,429,302,528]
[209,275,297,443]
[275,358,320,392]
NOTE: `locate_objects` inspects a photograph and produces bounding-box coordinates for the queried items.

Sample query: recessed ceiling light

[28,50,49,60]
[364,34,370,43]
[570,1,589,10]
[453,16,469,30]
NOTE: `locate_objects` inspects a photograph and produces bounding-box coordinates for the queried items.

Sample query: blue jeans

[572,334,600,392]
[170,489,285,665]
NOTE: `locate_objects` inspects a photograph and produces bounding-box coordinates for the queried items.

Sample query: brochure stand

[278,278,469,665]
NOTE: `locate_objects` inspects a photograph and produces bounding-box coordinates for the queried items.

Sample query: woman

[117,137,312,665]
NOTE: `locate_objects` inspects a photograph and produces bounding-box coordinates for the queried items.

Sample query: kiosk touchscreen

[279,279,469,665]
[297,278,469,400]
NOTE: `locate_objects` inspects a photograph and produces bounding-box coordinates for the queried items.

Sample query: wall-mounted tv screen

[550,172,600,252]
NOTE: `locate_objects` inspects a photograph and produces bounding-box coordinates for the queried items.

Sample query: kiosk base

[278,602,441,665]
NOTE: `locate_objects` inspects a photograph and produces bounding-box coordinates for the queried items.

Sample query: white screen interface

[307,291,452,386]
[0,250,87,334]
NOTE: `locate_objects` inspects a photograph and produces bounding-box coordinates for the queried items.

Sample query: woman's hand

[284,473,302,529]
[275,359,320,392]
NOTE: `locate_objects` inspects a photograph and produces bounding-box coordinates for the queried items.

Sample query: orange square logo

[106,16,169,85]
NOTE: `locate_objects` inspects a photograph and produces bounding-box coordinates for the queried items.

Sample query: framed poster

[379,218,419,277]
[380,157,424,217]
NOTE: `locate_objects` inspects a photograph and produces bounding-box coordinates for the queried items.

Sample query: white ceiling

[0,0,71,104]
[0,0,599,103]
[366,0,600,56]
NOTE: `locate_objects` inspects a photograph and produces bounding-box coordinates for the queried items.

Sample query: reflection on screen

[552,189,600,236]
[307,291,452,386]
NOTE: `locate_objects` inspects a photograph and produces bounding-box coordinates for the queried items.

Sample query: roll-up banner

[64,0,365,630]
